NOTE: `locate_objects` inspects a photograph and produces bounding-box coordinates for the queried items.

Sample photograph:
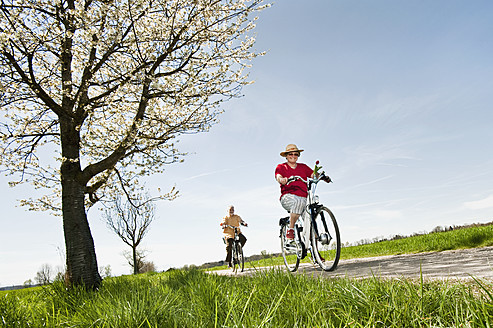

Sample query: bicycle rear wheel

[280,224,300,272]
[311,206,341,271]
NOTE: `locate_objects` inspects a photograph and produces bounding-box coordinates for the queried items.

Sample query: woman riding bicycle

[276,145,339,272]
[275,144,317,241]
[220,205,248,268]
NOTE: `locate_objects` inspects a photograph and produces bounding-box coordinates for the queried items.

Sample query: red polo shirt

[275,162,313,198]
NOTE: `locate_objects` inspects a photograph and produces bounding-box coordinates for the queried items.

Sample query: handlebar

[282,160,332,186]
[286,171,332,185]
[221,223,247,229]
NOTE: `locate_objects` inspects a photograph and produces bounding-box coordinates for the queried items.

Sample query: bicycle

[279,161,341,272]
[222,224,246,273]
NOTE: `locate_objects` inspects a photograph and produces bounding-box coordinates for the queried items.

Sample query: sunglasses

[287,152,299,157]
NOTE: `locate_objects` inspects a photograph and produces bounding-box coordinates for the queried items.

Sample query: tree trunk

[62,176,101,289]
[60,119,101,289]
[132,246,139,274]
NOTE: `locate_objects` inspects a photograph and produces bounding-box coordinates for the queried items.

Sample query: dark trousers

[225,233,247,263]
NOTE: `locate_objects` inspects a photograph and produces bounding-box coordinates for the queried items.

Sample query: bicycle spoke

[231,242,238,273]
[280,224,300,272]
[237,243,244,272]
[311,206,341,271]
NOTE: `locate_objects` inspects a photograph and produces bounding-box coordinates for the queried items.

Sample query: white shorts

[280,194,307,215]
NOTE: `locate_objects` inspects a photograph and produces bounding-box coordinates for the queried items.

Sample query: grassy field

[1,223,492,327]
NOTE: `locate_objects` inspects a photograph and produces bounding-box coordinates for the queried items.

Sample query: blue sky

[2,0,493,287]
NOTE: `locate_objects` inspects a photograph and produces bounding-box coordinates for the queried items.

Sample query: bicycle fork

[301,210,325,265]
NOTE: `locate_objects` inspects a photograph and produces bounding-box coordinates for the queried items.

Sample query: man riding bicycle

[220,205,248,268]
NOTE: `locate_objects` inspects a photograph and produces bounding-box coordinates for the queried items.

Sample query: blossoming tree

[0,0,267,289]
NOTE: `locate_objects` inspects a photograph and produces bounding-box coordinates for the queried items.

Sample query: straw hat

[280,144,304,157]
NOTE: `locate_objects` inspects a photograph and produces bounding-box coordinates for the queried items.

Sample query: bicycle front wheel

[311,206,341,271]
[280,224,300,272]
[236,243,244,272]
[231,242,238,272]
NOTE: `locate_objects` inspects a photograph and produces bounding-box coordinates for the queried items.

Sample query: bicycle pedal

[284,242,298,252]
[284,245,297,252]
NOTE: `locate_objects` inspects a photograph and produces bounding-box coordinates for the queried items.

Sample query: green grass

[2,223,493,327]
[210,222,493,271]
[342,222,493,259]
[1,269,493,327]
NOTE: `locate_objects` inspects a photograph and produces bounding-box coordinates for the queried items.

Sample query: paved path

[212,246,493,280]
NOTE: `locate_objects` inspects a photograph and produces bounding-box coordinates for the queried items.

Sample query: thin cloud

[332,199,403,211]
[184,162,266,181]
[463,195,493,210]
[184,170,230,181]
[348,175,394,190]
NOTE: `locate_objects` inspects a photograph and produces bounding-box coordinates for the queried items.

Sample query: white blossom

[0,0,268,213]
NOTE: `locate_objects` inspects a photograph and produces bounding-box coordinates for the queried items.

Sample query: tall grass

[1,269,493,327]
[2,224,492,327]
